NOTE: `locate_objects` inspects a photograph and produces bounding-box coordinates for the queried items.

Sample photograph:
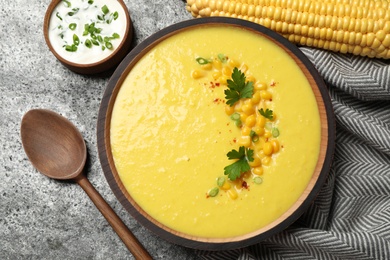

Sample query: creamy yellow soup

[110,25,321,238]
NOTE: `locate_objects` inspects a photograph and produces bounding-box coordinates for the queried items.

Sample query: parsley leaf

[224,146,254,180]
[224,68,254,106]
[259,108,274,120]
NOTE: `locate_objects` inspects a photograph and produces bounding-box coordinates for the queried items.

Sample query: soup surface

[110,25,321,238]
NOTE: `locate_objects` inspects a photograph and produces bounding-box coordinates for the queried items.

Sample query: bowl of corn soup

[97,17,335,250]
[44,0,133,74]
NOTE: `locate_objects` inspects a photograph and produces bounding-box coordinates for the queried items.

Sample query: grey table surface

[1,0,201,259]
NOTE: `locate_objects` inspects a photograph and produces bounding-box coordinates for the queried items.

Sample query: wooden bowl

[43,0,133,74]
[97,17,335,250]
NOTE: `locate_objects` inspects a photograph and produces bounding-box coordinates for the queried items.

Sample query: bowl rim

[97,17,336,250]
[43,0,132,74]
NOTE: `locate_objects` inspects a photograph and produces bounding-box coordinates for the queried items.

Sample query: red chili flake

[270,80,276,87]
[233,138,237,143]
[242,181,248,189]
[215,83,220,87]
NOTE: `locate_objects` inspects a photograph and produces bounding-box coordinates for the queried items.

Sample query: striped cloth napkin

[196,48,390,259]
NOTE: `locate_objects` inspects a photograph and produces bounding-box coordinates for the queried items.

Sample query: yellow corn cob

[186,0,390,59]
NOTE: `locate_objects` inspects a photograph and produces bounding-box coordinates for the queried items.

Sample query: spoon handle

[77,176,153,260]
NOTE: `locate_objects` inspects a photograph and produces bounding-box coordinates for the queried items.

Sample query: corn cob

[186,0,390,59]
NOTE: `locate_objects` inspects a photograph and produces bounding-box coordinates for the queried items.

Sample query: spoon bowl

[21,109,86,180]
[20,109,152,259]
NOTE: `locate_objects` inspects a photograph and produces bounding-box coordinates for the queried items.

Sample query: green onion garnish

[272,127,280,137]
[196,57,210,65]
[88,0,94,4]
[101,5,109,15]
[217,177,225,187]
[85,39,92,48]
[208,187,219,197]
[113,11,119,20]
[69,23,77,30]
[56,12,62,20]
[73,34,80,45]
[112,32,120,39]
[218,53,228,63]
[105,41,113,50]
[250,130,259,142]
[65,44,77,52]
[254,177,263,184]
[62,0,71,7]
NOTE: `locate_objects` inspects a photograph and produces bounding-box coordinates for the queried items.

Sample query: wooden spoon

[20,109,152,260]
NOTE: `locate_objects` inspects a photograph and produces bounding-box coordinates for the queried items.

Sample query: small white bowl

[44,0,133,74]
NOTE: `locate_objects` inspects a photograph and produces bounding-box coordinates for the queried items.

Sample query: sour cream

[48,0,127,64]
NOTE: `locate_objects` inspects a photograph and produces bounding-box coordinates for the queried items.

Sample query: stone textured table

[0,0,200,259]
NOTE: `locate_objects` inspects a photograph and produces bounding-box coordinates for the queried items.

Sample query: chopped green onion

[101,5,109,14]
[234,120,242,127]
[65,44,77,52]
[112,32,120,39]
[85,39,92,48]
[97,14,104,21]
[101,46,106,51]
[88,0,94,4]
[69,23,77,30]
[254,177,263,184]
[97,35,103,43]
[68,8,79,16]
[56,12,62,20]
[218,53,228,63]
[196,57,210,65]
[91,39,99,46]
[105,41,113,50]
[272,127,280,137]
[230,112,240,121]
[217,177,225,187]
[113,11,119,20]
[62,0,71,7]
[265,122,273,131]
[73,34,80,45]
[208,187,219,197]
[250,130,259,142]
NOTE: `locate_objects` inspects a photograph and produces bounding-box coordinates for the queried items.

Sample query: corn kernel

[263,142,273,155]
[225,104,235,115]
[256,116,266,127]
[245,114,257,127]
[264,131,272,138]
[251,91,261,104]
[241,126,252,136]
[249,156,261,167]
[227,189,238,200]
[222,66,232,76]
[252,126,265,136]
[219,75,228,85]
[260,90,272,100]
[252,166,264,176]
[239,112,248,122]
[246,74,255,83]
[191,69,203,79]
[255,82,268,90]
[262,156,272,166]
[238,136,251,147]
[241,103,255,115]
[201,63,212,70]
[228,58,240,68]
[271,139,280,153]
[221,182,231,191]
[240,63,248,73]
[213,59,222,70]
[212,71,222,80]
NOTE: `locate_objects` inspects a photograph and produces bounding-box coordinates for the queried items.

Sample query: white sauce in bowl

[48,0,127,64]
